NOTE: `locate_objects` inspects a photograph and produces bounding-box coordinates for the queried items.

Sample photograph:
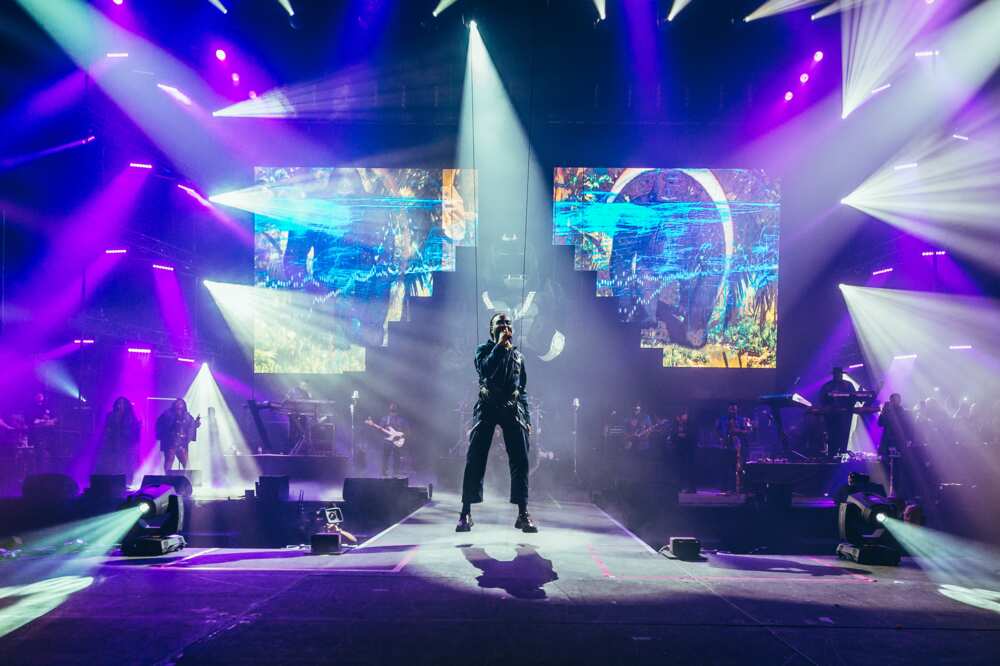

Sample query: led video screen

[553,168,780,368]
[253,167,477,374]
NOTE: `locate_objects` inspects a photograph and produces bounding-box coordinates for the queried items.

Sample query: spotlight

[120,484,186,556]
[784,91,794,102]
[871,267,893,276]
[231,72,240,85]
[813,50,824,62]
[215,48,227,62]
[799,73,809,84]
[128,162,153,169]
[176,357,196,364]
[105,248,128,254]
[836,489,901,565]
[468,19,477,30]
[112,0,124,5]
[127,347,152,354]
[152,263,175,272]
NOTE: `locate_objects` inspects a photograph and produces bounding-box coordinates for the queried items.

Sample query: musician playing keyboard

[378,402,408,478]
[818,366,856,457]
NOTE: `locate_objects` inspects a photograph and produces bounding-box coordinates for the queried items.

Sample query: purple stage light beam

[0,135,96,170]
[153,265,194,351]
[0,168,145,394]
[622,2,661,114]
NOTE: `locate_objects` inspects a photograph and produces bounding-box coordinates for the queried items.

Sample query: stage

[1,495,996,665]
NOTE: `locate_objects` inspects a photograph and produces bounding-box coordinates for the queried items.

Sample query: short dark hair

[489,312,510,337]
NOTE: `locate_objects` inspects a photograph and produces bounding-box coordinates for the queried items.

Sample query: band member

[624,402,653,453]
[27,392,58,471]
[878,393,912,494]
[380,402,408,477]
[100,397,141,480]
[156,399,200,472]
[877,394,911,456]
[458,312,536,533]
[672,408,697,493]
[717,402,750,450]
[819,366,855,457]
[286,381,313,453]
[716,402,751,492]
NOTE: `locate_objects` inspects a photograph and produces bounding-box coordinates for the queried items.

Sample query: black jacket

[474,340,530,427]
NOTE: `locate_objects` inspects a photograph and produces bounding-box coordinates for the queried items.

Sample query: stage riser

[224,455,350,483]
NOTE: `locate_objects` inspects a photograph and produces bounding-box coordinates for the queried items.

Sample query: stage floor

[1,495,997,665]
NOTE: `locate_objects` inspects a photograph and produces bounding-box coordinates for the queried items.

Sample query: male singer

[457,312,537,533]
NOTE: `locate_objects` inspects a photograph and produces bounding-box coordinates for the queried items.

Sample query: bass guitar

[364,418,406,448]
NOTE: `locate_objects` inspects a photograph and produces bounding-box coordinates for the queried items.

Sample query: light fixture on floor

[120,484,186,556]
[836,491,900,565]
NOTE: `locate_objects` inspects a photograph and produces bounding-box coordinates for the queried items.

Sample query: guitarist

[624,403,653,453]
[379,402,408,478]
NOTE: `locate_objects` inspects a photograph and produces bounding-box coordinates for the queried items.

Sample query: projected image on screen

[553,168,779,368]
[253,167,477,374]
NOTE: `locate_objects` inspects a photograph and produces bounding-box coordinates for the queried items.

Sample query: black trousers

[826,416,852,457]
[382,443,401,477]
[461,406,529,505]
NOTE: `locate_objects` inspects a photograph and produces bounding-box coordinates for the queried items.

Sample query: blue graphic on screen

[254,167,477,374]
[553,168,779,368]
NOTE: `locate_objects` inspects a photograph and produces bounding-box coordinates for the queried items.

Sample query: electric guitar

[624,419,668,450]
[364,418,406,448]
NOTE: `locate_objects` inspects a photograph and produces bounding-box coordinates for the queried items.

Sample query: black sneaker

[514,514,538,533]
[456,514,473,532]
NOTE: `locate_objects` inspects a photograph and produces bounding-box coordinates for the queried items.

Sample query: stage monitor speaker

[22,474,79,503]
[667,536,702,561]
[87,474,127,500]
[140,475,194,498]
[310,531,342,555]
[255,475,290,502]
[343,477,410,519]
